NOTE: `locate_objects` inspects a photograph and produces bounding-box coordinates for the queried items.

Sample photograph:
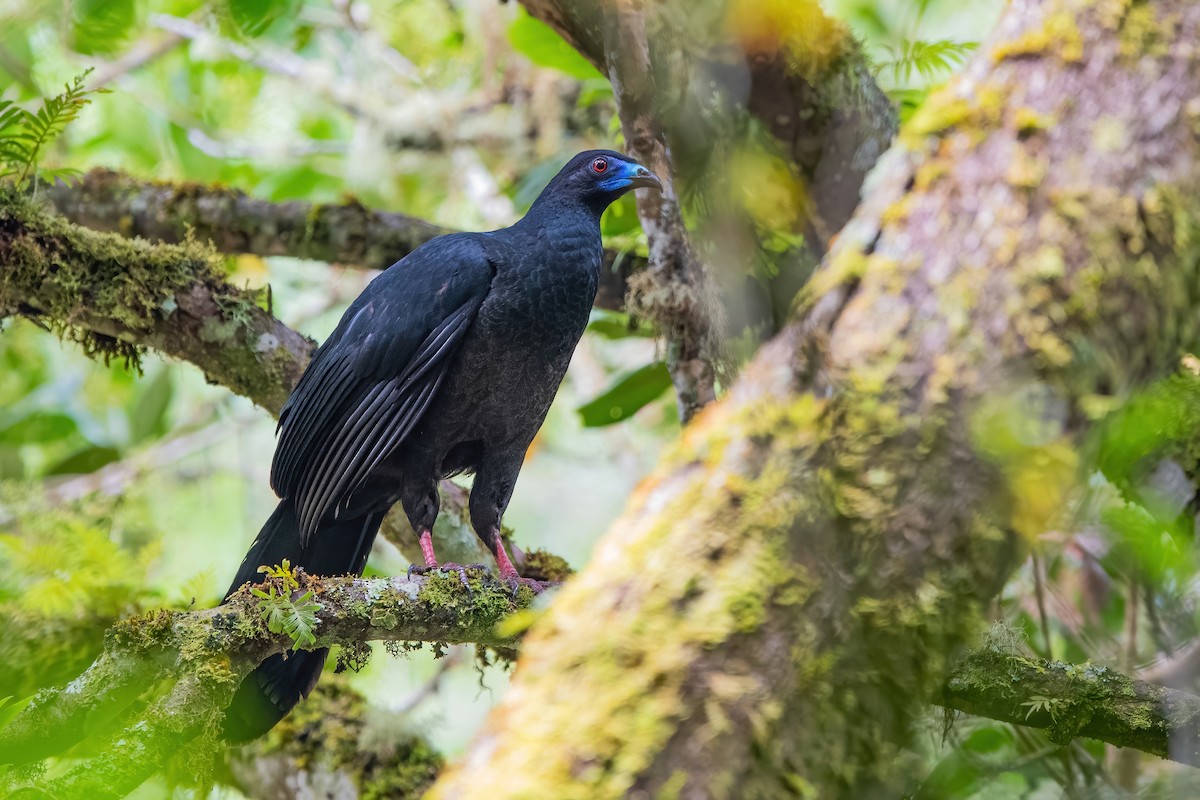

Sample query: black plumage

[222,150,661,740]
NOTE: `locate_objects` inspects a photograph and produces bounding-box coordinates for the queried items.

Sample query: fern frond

[252,584,323,650]
[0,68,108,192]
[877,39,977,85]
[39,166,84,186]
[0,100,25,134]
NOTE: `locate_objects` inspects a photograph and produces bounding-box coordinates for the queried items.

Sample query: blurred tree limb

[518,0,897,248]
[942,648,1200,769]
[41,168,640,311]
[515,0,898,421]
[0,570,525,799]
[428,1,1200,796]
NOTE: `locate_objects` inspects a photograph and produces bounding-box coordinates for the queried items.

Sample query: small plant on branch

[0,69,107,193]
[251,560,323,650]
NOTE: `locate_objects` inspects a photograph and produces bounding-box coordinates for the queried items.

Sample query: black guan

[222,150,662,740]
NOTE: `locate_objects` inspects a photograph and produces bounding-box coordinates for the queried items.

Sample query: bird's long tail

[221,501,384,742]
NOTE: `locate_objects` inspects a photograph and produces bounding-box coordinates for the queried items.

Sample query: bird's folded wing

[269,237,493,543]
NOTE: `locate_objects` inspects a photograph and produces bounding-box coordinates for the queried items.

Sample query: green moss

[1118,4,1178,58]
[0,188,229,368]
[1014,107,1057,137]
[521,549,575,582]
[899,84,1006,148]
[254,675,443,797]
[107,609,177,651]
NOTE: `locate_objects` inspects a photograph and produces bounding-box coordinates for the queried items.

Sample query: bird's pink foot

[407,530,484,588]
[494,535,556,595]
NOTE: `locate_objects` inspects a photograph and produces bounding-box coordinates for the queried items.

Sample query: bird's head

[540,150,663,215]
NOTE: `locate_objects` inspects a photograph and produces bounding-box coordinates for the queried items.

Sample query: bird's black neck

[522,191,608,228]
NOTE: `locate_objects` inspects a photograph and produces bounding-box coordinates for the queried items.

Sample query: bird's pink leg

[407,529,482,588]
[418,529,439,568]
[492,531,550,594]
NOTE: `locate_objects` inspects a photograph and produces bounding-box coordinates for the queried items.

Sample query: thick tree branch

[430,1,1200,796]
[41,169,640,311]
[0,570,527,797]
[0,188,313,412]
[943,649,1200,769]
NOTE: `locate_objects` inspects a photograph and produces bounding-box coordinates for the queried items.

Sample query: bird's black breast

[404,216,602,474]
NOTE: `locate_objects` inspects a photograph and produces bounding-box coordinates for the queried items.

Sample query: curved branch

[41,169,639,311]
[0,569,528,794]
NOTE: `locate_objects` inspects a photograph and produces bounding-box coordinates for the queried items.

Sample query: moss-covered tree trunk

[429,1,1200,796]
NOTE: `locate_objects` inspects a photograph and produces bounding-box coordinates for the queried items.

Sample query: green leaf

[877,39,977,85]
[72,0,136,55]
[508,10,604,80]
[46,445,121,476]
[0,69,108,190]
[227,0,296,37]
[255,585,322,649]
[586,310,655,340]
[600,194,641,237]
[961,725,1013,754]
[577,362,673,427]
[129,368,174,444]
[0,694,34,730]
[0,411,78,444]
[0,446,24,480]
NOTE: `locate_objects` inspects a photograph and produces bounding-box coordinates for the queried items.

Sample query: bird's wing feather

[269,235,493,543]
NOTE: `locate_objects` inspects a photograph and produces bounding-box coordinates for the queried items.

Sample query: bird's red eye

[591,157,608,174]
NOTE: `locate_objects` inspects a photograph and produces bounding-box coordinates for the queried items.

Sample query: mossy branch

[943,649,1200,768]
[41,168,639,311]
[0,188,313,412]
[0,570,529,798]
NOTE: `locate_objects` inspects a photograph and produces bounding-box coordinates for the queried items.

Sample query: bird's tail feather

[222,501,383,742]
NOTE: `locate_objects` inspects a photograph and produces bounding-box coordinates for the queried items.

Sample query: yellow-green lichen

[991,12,1083,63]
[1014,107,1057,137]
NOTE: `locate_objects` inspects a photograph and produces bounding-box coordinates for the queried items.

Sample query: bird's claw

[502,574,556,598]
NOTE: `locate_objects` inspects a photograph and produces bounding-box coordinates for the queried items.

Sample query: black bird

[222,150,662,740]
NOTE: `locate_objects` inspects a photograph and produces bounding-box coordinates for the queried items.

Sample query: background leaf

[507,10,605,80]
[577,362,673,427]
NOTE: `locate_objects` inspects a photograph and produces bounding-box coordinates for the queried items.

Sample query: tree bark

[428,1,1200,797]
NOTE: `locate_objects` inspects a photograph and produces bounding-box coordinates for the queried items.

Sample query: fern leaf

[3,68,108,190]
[877,39,977,85]
[282,591,322,649]
[0,100,26,133]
